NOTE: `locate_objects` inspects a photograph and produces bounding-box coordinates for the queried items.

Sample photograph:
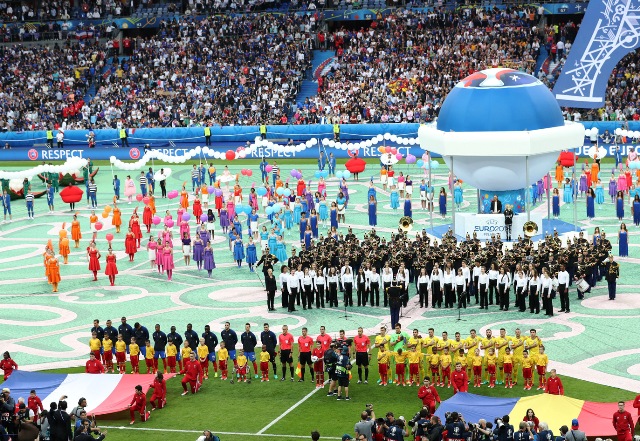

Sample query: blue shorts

[228,349,236,360]
[208,353,216,362]
[140,346,147,357]
[3,206,10,215]
[154,351,166,359]
[99,347,104,355]
[245,352,256,362]
[177,352,182,361]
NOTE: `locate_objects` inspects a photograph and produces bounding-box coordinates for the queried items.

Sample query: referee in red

[298,328,314,382]
[278,325,295,381]
[354,327,371,384]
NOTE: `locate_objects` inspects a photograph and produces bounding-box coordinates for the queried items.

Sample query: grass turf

[2,343,634,441]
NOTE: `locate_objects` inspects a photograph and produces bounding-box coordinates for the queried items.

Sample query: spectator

[564,420,586,441]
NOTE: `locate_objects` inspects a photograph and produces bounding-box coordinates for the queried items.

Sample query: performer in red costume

[85,353,105,374]
[180,352,203,395]
[128,385,149,425]
[417,377,441,415]
[0,351,18,380]
[450,362,469,394]
[149,372,167,411]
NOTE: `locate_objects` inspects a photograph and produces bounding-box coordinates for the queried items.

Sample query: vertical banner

[553,0,640,108]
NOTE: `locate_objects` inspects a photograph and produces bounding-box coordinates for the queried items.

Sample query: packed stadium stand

[0,0,637,132]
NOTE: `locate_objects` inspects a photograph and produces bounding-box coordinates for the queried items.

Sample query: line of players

[85,317,556,395]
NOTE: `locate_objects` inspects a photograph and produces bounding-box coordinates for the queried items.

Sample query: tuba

[523,221,538,237]
[399,216,413,232]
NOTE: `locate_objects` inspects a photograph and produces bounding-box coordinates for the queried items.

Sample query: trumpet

[399,216,413,232]
[523,221,538,238]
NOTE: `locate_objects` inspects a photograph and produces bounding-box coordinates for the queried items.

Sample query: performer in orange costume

[112,201,122,233]
[71,214,82,248]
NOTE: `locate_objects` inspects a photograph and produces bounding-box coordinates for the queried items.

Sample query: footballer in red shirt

[354,327,371,384]
[298,327,314,382]
[279,325,295,381]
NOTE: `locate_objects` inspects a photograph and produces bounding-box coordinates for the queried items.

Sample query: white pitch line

[256,383,326,435]
[98,426,340,439]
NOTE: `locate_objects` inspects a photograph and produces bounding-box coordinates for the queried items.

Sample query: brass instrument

[399,216,413,232]
[523,221,538,238]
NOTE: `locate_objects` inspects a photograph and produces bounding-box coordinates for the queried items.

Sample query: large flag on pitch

[3,371,172,415]
[435,392,636,436]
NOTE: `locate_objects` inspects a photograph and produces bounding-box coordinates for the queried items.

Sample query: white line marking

[256,383,326,435]
[99,425,341,439]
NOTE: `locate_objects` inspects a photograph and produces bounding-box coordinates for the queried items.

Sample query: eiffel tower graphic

[553,0,640,108]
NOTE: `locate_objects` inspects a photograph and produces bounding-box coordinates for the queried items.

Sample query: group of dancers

[37,157,629,296]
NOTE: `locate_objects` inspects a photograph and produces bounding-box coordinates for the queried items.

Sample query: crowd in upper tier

[1,5,640,131]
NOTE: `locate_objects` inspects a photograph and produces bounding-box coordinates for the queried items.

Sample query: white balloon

[383,133,391,140]
[194,146,202,154]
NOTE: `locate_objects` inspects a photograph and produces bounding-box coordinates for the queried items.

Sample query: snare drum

[576,278,590,293]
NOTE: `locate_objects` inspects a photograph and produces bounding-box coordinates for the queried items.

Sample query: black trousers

[456,285,466,308]
[289,288,299,311]
[543,288,553,316]
[489,279,497,305]
[473,276,479,302]
[344,283,353,306]
[329,283,338,307]
[282,283,289,308]
[516,287,526,311]
[431,281,441,307]
[267,290,275,310]
[498,284,509,310]
[444,283,454,308]
[316,285,325,308]
[370,282,379,306]
[357,283,367,306]
[418,283,428,307]
[303,285,313,309]
[479,284,488,308]
[383,282,391,306]
[529,287,540,313]
[559,283,569,311]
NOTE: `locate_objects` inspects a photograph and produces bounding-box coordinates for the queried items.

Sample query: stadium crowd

[310,7,543,124]
[2,5,640,129]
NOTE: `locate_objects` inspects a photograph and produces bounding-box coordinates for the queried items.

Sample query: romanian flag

[435,392,636,436]
[3,371,173,415]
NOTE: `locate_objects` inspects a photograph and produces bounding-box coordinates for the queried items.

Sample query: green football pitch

[1,157,639,440]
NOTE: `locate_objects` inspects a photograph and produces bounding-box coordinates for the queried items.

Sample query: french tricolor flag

[4,371,170,415]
